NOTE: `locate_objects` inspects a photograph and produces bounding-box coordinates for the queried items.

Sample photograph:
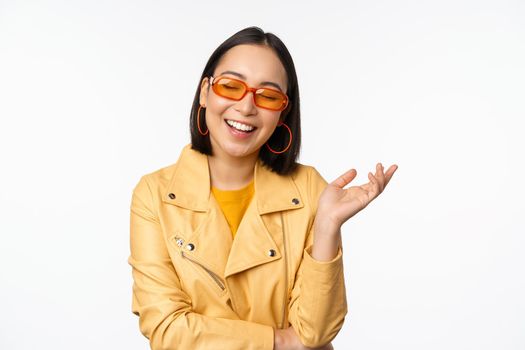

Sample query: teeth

[226,119,255,132]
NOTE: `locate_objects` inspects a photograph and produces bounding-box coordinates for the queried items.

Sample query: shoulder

[289,163,329,213]
[131,161,178,197]
[143,162,177,185]
[290,162,328,189]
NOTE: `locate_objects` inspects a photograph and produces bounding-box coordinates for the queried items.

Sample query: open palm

[317,163,398,228]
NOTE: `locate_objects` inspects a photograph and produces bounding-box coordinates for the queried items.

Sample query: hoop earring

[197,105,208,136]
[265,121,293,154]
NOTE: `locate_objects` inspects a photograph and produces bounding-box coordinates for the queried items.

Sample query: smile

[225,119,256,133]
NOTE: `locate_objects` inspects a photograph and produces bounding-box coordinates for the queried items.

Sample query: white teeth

[226,119,255,132]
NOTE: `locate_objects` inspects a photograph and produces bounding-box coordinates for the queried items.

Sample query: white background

[1,0,524,349]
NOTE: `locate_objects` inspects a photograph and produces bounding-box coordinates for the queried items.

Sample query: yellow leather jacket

[128,143,347,349]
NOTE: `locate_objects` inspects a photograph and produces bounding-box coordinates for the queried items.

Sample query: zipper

[280,212,289,329]
[181,251,226,291]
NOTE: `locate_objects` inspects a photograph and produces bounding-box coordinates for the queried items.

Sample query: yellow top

[211,179,255,239]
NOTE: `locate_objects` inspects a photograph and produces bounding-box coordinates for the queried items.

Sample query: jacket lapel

[161,143,305,279]
[224,155,304,277]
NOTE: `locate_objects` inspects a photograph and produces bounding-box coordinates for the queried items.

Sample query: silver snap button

[168,193,176,199]
[186,243,195,251]
[292,198,299,205]
[176,238,184,247]
[268,249,276,257]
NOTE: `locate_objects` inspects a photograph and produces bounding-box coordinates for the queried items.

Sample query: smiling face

[199,44,289,161]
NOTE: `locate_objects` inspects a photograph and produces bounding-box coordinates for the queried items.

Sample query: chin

[222,143,257,158]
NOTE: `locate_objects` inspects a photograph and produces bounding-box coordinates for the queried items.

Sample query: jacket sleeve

[128,175,274,350]
[287,167,348,348]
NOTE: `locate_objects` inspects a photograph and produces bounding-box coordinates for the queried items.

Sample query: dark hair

[189,26,301,175]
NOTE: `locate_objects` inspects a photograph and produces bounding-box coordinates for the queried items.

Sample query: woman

[128,26,398,350]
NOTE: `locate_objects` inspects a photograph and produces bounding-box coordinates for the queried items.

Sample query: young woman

[128,26,398,350]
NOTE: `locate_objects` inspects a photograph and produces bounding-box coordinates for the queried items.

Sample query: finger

[368,173,380,201]
[384,164,398,187]
[331,169,357,188]
[375,163,386,192]
[368,171,380,196]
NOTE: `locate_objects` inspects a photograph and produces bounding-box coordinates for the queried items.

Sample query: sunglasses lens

[214,78,246,99]
[254,88,287,110]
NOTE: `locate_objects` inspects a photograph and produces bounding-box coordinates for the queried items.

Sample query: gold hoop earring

[197,105,208,136]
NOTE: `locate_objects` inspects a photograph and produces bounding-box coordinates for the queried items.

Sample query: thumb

[331,169,357,189]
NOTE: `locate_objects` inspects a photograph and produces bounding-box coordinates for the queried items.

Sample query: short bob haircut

[189,26,301,176]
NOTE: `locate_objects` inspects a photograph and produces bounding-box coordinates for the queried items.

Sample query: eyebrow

[219,70,284,92]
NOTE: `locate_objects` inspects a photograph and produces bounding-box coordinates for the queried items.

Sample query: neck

[208,149,258,191]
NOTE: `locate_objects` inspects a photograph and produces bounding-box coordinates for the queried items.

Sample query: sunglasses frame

[209,75,289,112]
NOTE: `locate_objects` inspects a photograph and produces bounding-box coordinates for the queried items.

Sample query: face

[199,44,289,161]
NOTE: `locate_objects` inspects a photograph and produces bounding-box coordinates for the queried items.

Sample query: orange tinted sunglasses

[209,75,289,111]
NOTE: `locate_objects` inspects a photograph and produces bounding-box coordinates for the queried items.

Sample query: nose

[234,90,258,115]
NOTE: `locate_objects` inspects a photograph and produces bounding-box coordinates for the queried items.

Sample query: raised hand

[316,163,398,228]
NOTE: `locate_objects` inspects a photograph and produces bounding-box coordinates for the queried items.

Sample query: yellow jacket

[128,143,347,349]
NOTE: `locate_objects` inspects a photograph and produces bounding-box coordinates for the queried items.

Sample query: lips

[224,119,257,133]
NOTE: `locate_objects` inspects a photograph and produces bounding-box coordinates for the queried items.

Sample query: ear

[199,77,210,107]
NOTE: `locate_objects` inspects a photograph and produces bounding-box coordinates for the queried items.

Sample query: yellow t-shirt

[211,179,254,239]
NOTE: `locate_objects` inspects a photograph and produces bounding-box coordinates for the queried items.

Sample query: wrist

[314,214,341,237]
[273,328,284,350]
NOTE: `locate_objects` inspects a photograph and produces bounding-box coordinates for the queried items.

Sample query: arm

[129,175,274,350]
[287,162,398,348]
[287,168,348,348]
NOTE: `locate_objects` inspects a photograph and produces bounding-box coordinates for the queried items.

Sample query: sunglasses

[209,75,289,111]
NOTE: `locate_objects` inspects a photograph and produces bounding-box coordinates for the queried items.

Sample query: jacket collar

[162,144,304,214]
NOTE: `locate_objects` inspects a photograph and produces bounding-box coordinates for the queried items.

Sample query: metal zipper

[181,251,226,291]
[280,212,289,329]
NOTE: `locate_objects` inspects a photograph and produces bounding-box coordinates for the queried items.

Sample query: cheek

[262,112,281,129]
[208,94,233,113]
